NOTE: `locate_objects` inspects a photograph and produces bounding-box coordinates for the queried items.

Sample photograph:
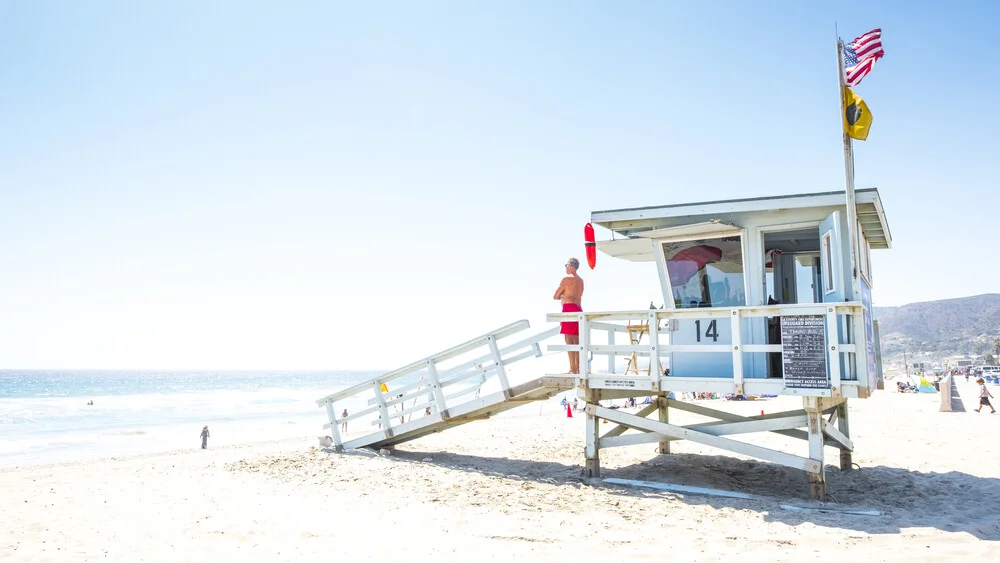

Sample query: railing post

[324,400,343,450]
[852,305,869,387]
[425,359,450,419]
[826,307,842,396]
[648,310,659,377]
[731,308,744,396]
[486,334,511,396]
[607,329,615,374]
[579,313,590,379]
[373,380,393,436]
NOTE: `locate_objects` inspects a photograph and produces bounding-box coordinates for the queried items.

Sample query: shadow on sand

[369,447,1000,541]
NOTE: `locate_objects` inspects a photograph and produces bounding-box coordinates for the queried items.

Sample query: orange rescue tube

[584,222,596,269]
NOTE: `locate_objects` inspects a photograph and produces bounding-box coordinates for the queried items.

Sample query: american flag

[844,28,884,87]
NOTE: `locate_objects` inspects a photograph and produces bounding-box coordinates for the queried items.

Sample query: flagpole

[836,39,860,293]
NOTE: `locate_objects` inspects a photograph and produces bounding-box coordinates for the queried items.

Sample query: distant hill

[874,294,1000,359]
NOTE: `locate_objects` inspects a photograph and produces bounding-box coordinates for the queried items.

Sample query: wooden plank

[588,377,656,392]
[657,395,669,454]
[604,478,760,500]
[806,410,826,498]
[731,309,744,395]
[741,345,783,353]
[825,309,842,394]
[600,433,658,448]
[602,403,659,438]
[585,407,600,478]
[591,405,820,473]
[600,414,808,448]
[779,504,882,516]
[666,399,841,444]
[822,419,854,452]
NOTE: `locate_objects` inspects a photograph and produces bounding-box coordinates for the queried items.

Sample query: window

[822,232,835,294]
[662,236,746,309]
[860,232,872,283]
[794,254,820,304]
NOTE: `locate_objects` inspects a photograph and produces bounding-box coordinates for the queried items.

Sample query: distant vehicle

[980,366,1000,377]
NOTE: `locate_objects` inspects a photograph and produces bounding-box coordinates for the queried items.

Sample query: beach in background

[0,352,575,468]
[2,373,999,561]
[0,370,383,468]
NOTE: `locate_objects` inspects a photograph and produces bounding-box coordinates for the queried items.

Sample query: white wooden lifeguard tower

[316,188,891,499]
[548,188,891,498]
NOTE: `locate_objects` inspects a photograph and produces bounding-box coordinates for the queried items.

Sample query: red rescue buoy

[584,222,596,270]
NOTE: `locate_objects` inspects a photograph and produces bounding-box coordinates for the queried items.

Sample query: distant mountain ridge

[874,293,1000,358]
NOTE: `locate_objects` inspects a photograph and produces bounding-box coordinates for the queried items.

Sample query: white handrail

[317,321,561,449]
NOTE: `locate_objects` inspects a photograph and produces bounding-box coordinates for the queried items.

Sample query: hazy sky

[2,2,997,370]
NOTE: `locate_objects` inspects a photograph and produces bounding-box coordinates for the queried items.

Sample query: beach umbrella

[666,244,722,287]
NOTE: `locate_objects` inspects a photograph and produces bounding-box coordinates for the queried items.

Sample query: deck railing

[547,302,870,398]
[315,320,559,449]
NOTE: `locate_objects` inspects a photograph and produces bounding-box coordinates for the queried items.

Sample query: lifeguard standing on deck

[553,257,584,374]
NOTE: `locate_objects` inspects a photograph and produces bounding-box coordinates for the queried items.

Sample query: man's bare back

[554,275,584,305]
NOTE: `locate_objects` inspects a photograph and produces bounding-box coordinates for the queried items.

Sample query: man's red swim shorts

[560,303,583,335]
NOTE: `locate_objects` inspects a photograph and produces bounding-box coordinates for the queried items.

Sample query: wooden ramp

[316,320,572,451]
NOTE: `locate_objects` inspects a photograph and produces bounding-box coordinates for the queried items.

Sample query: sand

[2,378,999,562]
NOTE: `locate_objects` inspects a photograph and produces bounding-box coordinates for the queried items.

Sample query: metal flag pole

[836,39,860,294]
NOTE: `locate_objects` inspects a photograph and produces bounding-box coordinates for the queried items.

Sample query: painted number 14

[694,320,719,342]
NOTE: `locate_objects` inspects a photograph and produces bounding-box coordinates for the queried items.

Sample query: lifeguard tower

[548,188,890,498]
[315,188,891,499]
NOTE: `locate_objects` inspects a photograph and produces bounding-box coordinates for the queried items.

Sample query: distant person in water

[201,425,210,449]
[341,409,348,433]
[553,257,584,374]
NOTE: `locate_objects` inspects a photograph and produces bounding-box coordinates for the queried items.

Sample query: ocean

[0,369,381,468]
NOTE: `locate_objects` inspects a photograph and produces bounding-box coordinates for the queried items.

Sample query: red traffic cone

[567,402,573,418]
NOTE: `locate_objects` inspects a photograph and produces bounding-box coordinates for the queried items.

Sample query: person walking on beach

[976,378,996,413]
[341,409,348,433]
[200,425,210,449]
[553,257,584,374]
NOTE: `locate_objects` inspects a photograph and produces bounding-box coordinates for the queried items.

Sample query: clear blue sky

[1,2,997,369]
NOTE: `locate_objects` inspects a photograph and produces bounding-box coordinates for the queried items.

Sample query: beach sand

[3,378,998,562]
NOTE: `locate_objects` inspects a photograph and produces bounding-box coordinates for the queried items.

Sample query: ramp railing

[316,320,560,450]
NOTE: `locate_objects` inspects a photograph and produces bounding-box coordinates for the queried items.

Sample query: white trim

[821,232,835,295]
[636,222,743,242]
[654,229,750,311]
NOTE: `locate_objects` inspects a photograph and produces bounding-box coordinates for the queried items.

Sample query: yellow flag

[843,86,873,141]
[380,383,389,393]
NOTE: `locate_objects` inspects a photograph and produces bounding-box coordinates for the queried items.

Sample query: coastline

[3,383,999,561]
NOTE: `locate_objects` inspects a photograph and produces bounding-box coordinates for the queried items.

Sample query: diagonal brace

[590,405,820,473]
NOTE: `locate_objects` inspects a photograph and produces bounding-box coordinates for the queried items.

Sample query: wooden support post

[657,395,670,454]
[806,409,827,499]
[837,401,852,470]
[584,396,600,478]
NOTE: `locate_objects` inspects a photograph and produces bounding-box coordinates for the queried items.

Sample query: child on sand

[976,378,995,414]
